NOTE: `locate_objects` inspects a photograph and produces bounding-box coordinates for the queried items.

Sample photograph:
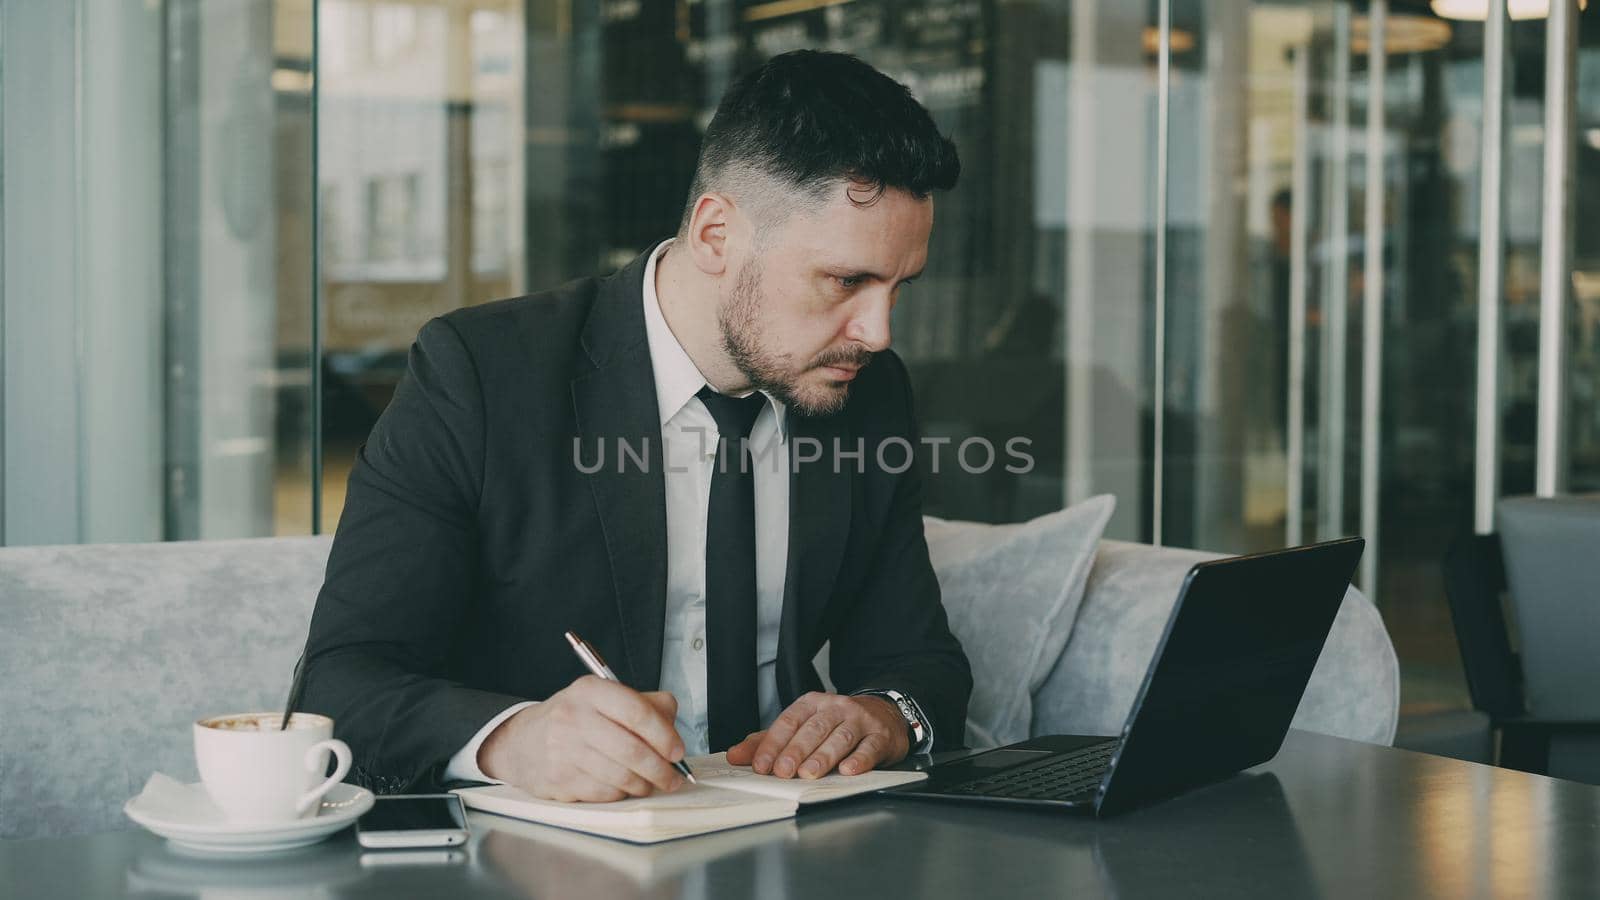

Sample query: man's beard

[718,258,873,417]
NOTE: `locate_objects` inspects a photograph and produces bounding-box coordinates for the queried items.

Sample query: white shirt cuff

[442,700,537,784]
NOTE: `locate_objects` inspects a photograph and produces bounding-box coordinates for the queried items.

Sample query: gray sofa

[0,532,1397,840]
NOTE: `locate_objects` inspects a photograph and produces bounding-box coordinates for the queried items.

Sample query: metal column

[1287,46,1311,548]
[1064,0,1097,510]
[1319,3,1352,540]
[1536,0,1577,497]
[1474,0,1507,534]
[310,0,323,533]
[1152,0,1171,545]
[1359,1,1386,595]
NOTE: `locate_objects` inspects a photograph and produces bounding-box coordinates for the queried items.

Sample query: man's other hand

[478,676,687,802]
[725,692,908,779]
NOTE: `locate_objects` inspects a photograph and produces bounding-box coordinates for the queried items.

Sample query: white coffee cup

[194,712,352,825]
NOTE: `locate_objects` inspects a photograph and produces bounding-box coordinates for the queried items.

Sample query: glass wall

[315,0,526,530]
[4,0,1597,719]
[313,0,1164,538]
[0,0,316,544]
[1568,15,1600,491]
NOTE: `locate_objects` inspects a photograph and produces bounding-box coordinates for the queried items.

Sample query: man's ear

[683,192,737,277]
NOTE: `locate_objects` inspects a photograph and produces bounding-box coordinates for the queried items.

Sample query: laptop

[885,537,1365,818]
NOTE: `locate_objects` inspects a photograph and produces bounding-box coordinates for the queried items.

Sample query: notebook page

[686,752,928,804]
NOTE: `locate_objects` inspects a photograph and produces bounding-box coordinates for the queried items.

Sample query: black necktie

[697,386,768,752]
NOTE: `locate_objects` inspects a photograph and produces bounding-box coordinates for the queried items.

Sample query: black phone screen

[358,796,467,832]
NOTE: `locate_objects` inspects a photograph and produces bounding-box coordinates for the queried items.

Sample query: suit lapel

[571,248,668,690]
[776,409,853,702]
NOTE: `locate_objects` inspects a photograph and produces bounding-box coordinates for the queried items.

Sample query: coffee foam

[200,713,319,732]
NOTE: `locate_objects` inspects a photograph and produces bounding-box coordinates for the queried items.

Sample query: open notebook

[454,752,927,844]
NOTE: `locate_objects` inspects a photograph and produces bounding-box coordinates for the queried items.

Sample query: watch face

[889,697,924,742]
[871,691,923,743]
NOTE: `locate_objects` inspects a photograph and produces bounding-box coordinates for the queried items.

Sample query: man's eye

[837,275,862,289]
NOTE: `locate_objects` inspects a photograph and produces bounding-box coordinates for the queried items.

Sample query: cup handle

[296,738,353,816]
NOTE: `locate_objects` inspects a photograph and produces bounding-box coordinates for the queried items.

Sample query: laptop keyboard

[944,741,1118,801]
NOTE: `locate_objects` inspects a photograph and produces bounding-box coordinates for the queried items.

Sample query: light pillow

[923,495,1115,748]
[1030,539,1400,746]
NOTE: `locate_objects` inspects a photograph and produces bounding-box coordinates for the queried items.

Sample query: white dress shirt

[644,239,793,756]
[445,239,790,780]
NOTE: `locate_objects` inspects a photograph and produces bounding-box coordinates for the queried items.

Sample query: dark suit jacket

[300,244,972,793]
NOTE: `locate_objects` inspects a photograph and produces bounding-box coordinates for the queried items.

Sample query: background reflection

[477,814,797,899]
[5,0,1600,742]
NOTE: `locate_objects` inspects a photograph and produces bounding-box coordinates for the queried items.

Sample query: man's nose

[846,291,893,353]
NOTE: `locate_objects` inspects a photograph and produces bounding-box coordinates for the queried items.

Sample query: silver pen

[563,630,697,784]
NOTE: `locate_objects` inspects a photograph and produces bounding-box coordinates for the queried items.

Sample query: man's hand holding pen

[478,676,689,803]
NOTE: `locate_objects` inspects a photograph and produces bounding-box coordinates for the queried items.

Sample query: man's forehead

[779,235,927,272]
[774,190,931,254]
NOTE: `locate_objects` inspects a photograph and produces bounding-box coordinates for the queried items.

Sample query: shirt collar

[642,238,788,442]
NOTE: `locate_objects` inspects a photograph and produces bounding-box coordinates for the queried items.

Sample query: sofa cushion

[0,537,332,840]
[922,495,1116,748]
[1497,494,1600,720]
[1030,539,1400,746]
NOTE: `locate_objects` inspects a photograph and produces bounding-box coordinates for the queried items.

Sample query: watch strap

[853,688,931,753]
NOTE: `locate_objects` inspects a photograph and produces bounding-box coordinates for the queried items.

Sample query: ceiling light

[1352,14,1454,53]
[741,0,853,23]
[1430,0,1588,21]
[1141,26,1197,55]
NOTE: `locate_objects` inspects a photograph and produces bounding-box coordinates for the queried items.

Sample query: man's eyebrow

[826,266,926,284]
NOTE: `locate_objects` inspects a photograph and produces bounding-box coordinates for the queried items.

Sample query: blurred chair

[1396,532,1509,766]
[1439,495,1600,783]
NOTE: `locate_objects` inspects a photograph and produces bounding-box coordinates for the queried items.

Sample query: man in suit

[299,50,972,802]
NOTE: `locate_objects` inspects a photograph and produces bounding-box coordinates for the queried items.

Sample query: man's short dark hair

[678,50,960,235]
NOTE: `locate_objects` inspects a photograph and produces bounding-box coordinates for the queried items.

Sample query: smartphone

[356,794,470,849]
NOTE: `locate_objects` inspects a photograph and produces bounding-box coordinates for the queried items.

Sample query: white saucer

[125,779,374,855]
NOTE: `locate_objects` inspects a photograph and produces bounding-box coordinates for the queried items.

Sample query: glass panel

[1570,21,1600,491]
[1045,1,1160,538]
[315,0,1160,534]
[0,0,315,543]
[297,0,1596,719]
[1158,1,1507,712]
[1,1,92,544]
[165,0,317,539]
[274,0,320,536]
[317,0,526,532]
[1494,9,1600,499]
[1160,0,1340,553]
[1158,0,1292,550]
[1357,9,1486,712]
[1499,17,1552,500]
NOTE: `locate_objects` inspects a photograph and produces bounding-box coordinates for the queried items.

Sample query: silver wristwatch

[877,689,927,747]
